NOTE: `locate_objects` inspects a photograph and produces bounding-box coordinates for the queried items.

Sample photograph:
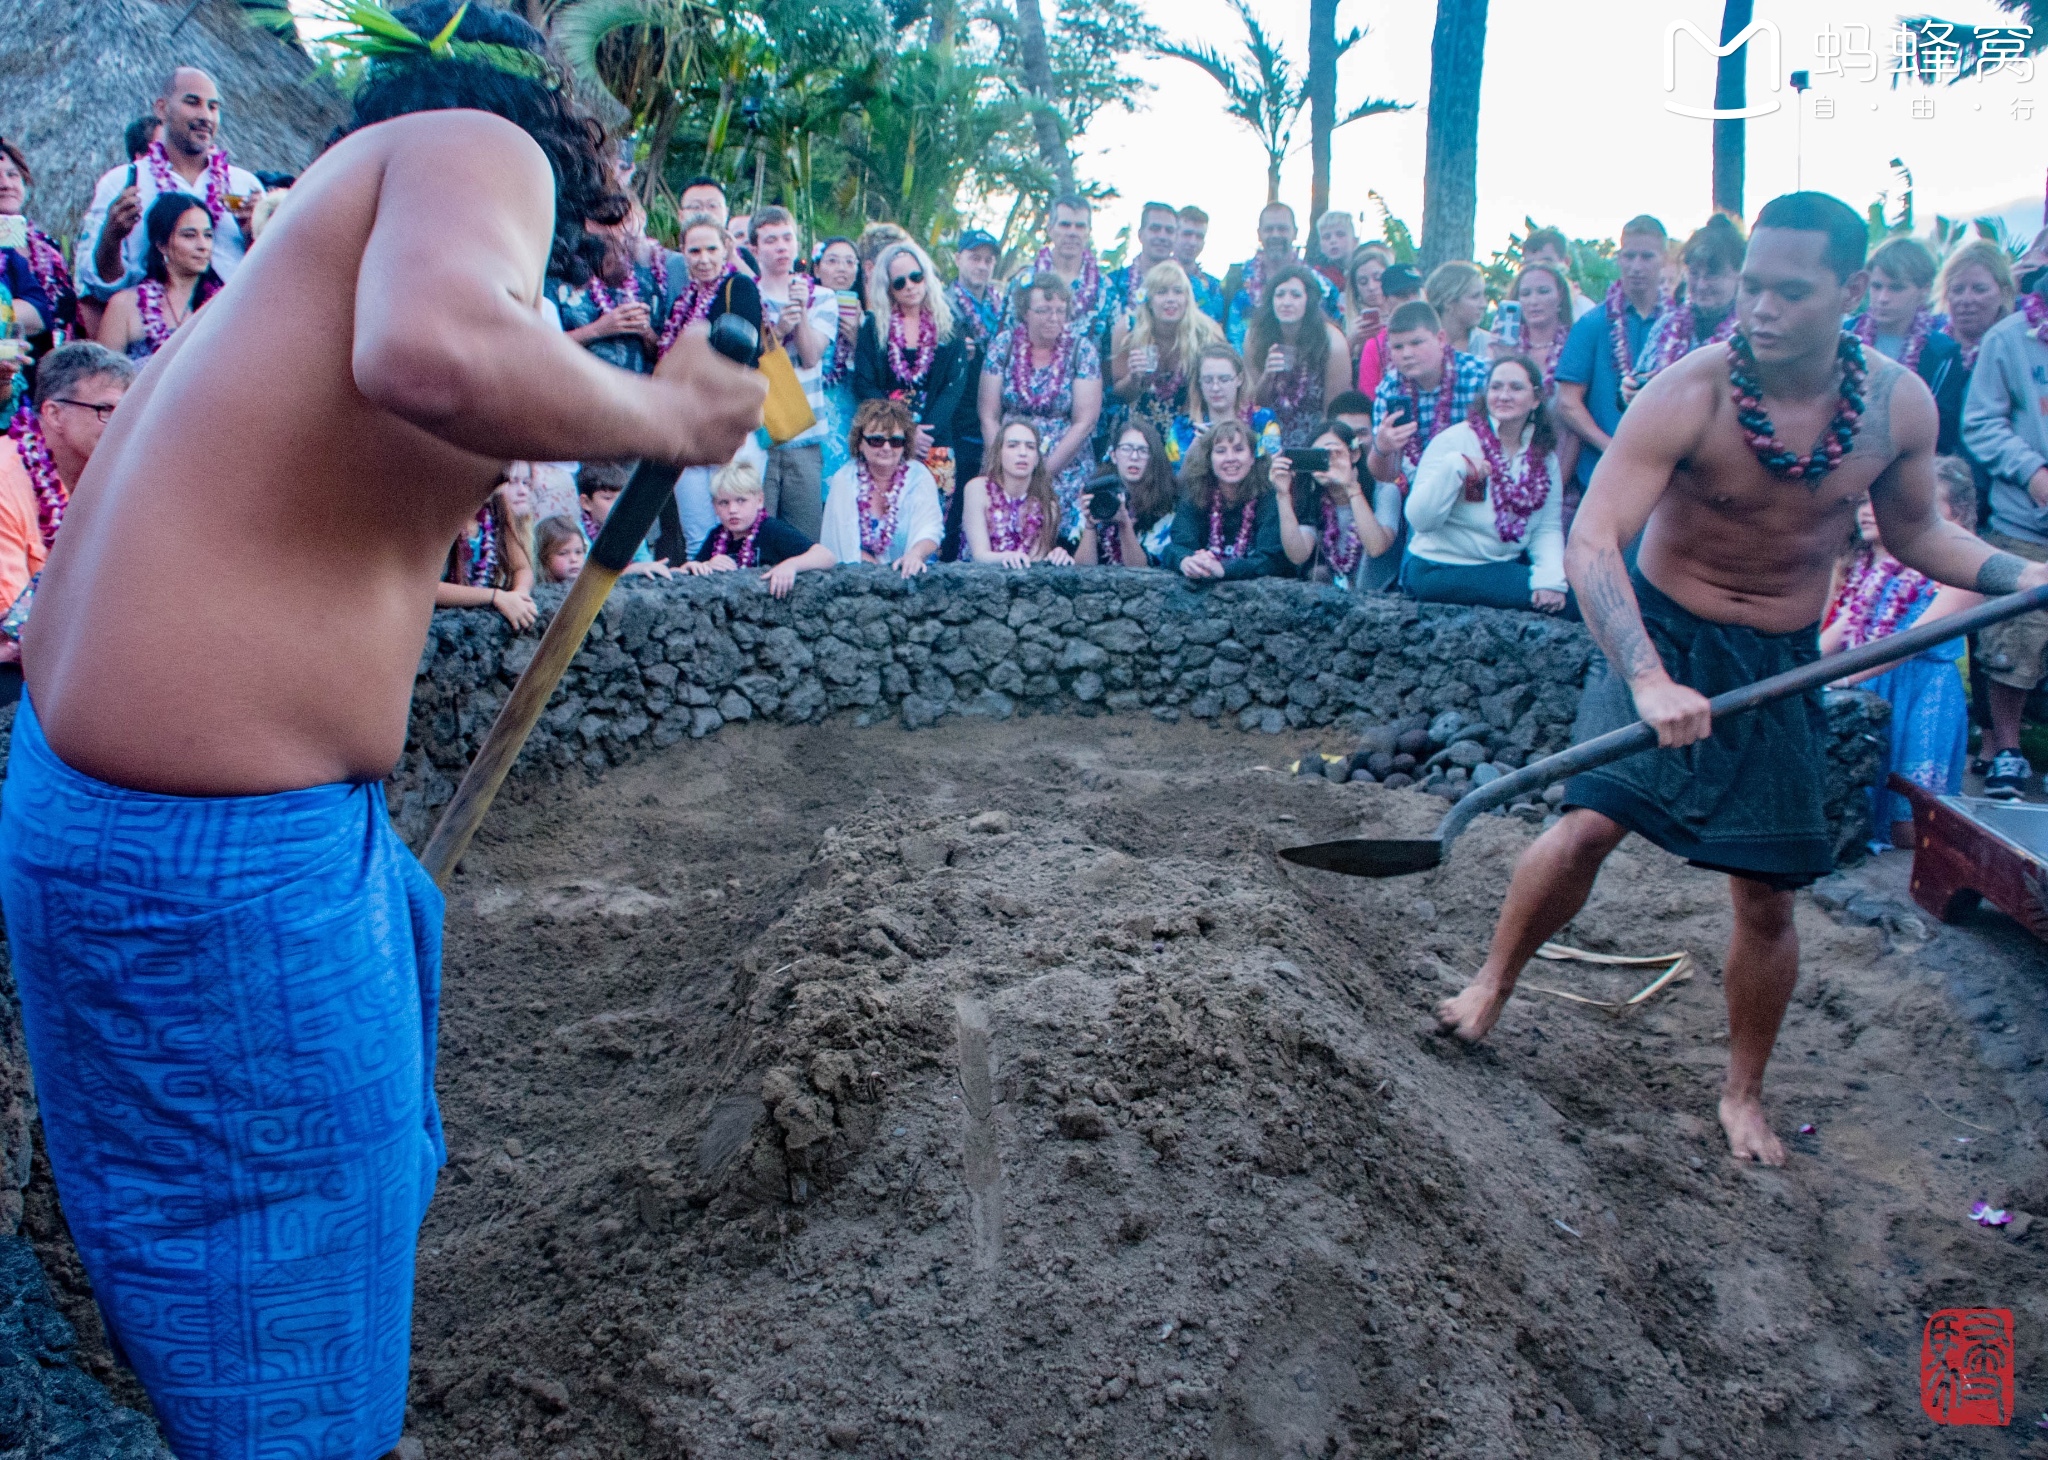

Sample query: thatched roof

[0,0,348,244]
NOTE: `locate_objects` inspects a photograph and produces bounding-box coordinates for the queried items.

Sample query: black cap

[1380,263,1423,297]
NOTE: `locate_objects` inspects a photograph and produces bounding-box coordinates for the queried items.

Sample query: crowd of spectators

[3,62,2048,803]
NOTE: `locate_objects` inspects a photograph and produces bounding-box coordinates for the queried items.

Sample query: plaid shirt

[1370,350,1491,465]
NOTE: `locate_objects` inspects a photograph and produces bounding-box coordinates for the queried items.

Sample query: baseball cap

[956,229,1000,255]
[1379,263,1423,298]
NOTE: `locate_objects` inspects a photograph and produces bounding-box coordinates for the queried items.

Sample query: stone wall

[393,566,1888,858]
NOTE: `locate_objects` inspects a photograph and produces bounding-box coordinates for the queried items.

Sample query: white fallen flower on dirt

[1970,1201,2011,1227]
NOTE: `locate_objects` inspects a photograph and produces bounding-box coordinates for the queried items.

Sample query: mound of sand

[35,716,2044,1459]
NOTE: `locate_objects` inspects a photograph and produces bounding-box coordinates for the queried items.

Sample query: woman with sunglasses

[977,273,1103,536]
[961,417,1070,568]
[1076,418,1176,567]
[820,397,945,578]
[855,242,971,514]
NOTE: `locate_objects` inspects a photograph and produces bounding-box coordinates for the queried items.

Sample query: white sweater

[1405,418,1566,592]
[821,461,945,566]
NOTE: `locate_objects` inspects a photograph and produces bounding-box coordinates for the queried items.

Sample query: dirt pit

[124,715,2048,1457]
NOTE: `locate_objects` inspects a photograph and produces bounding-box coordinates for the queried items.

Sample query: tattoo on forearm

[1578,547,1663,682]
[1977,552,2028,596]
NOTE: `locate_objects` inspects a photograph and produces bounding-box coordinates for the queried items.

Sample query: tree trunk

[1267,153,1283,205]
[1419,0,1488,272]
[1711,0,1753,217]
[1308,0,1339,226]
[1014,0,1076,199]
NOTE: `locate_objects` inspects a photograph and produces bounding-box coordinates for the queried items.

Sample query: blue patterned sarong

[0,696,444,1460]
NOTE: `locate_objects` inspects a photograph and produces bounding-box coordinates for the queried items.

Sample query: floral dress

[983,328,1102,536]
[1824,553,1968,842]
[818,319,860,483]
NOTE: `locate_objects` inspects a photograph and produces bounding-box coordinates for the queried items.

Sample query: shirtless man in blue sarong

[0,5,762,1455]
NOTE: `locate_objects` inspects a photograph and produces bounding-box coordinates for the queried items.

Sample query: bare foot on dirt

[1719,1093,1786,1165]
[1436,978,1509,1043]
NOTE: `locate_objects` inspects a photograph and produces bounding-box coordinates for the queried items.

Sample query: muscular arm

[1871,366,2048,595]
[1552,380,1610,454]
[1564,362,1715,743]
[351,114,761,469]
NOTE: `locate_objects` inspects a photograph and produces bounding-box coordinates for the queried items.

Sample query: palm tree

[1418,0,1487,271]
[1158,0,1303,203]
[1306,0,1407,225]
[557,0,706,211]
[1013,0,1076,198]
[1711,0,1753,218]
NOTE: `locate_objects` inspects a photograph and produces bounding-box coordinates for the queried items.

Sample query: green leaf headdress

[281,1,561,86]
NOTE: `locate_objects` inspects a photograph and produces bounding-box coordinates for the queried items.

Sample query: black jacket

[1159,489,1290,580]
[1916,330,1965,458]
[853,313,972,458]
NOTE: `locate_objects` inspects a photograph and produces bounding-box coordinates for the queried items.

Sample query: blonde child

[684,461,835,598]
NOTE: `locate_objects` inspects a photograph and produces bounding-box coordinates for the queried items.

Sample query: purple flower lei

[984,475,1044,556]
[1854,304,1934,372]
[856,459,911,559]
[1004,324,1075,415]
[135,276,218,353]
[5,406,65,546]
[709,507,766,567]
[145,139,231,225]
[888,307,937,390]
[1470,414,1553,544]
[1207,495,1256,560]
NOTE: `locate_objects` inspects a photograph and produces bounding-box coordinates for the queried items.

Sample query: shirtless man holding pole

[0,5,762,1454]
[1437,193,2048,1166]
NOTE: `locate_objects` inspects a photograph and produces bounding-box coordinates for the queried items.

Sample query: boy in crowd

[579,461,673,577]
[683,461,835,598]
[1364,300,1490,488]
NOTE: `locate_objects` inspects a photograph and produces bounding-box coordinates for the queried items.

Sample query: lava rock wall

[394,566,1887,856]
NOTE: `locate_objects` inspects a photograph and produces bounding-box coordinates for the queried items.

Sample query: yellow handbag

[730,275,818,445]
[757,339,818,445]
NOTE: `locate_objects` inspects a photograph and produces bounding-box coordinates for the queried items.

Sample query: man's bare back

[27,110,762,796]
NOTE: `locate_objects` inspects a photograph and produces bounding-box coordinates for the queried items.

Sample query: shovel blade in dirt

[1279,837,1445,878]
[1281,581,2048,881]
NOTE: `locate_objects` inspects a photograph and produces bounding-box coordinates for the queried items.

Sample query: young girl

[1077,419,1176,567]
[1267,419,1398,586]
[436,475,537,629]
[813,236,864,483]
[534,515,586,585]
[1170,343,1275,466]
[961,418,1070,569]
[1820,458,1983,850]
[1160,418,1288,581]
[684,461,835,597]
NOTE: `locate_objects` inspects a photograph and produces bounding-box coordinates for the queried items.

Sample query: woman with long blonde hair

[1110,260,1222,440]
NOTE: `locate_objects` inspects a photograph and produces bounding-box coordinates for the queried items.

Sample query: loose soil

[35,716,2048,1457]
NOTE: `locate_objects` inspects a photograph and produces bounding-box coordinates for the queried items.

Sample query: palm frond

[1334,95,1408,128]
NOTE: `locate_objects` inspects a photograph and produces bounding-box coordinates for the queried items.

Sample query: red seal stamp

[1920,1308,2013,1426]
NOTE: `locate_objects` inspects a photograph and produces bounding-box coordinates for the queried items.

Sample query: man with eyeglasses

[0,343,136,689]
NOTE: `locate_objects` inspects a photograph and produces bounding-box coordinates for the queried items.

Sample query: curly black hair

[334,1,622,285]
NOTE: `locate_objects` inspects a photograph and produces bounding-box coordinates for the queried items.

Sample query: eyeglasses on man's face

[863,433,908,449]
[889,270,925,291]
[50,397,119,423]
